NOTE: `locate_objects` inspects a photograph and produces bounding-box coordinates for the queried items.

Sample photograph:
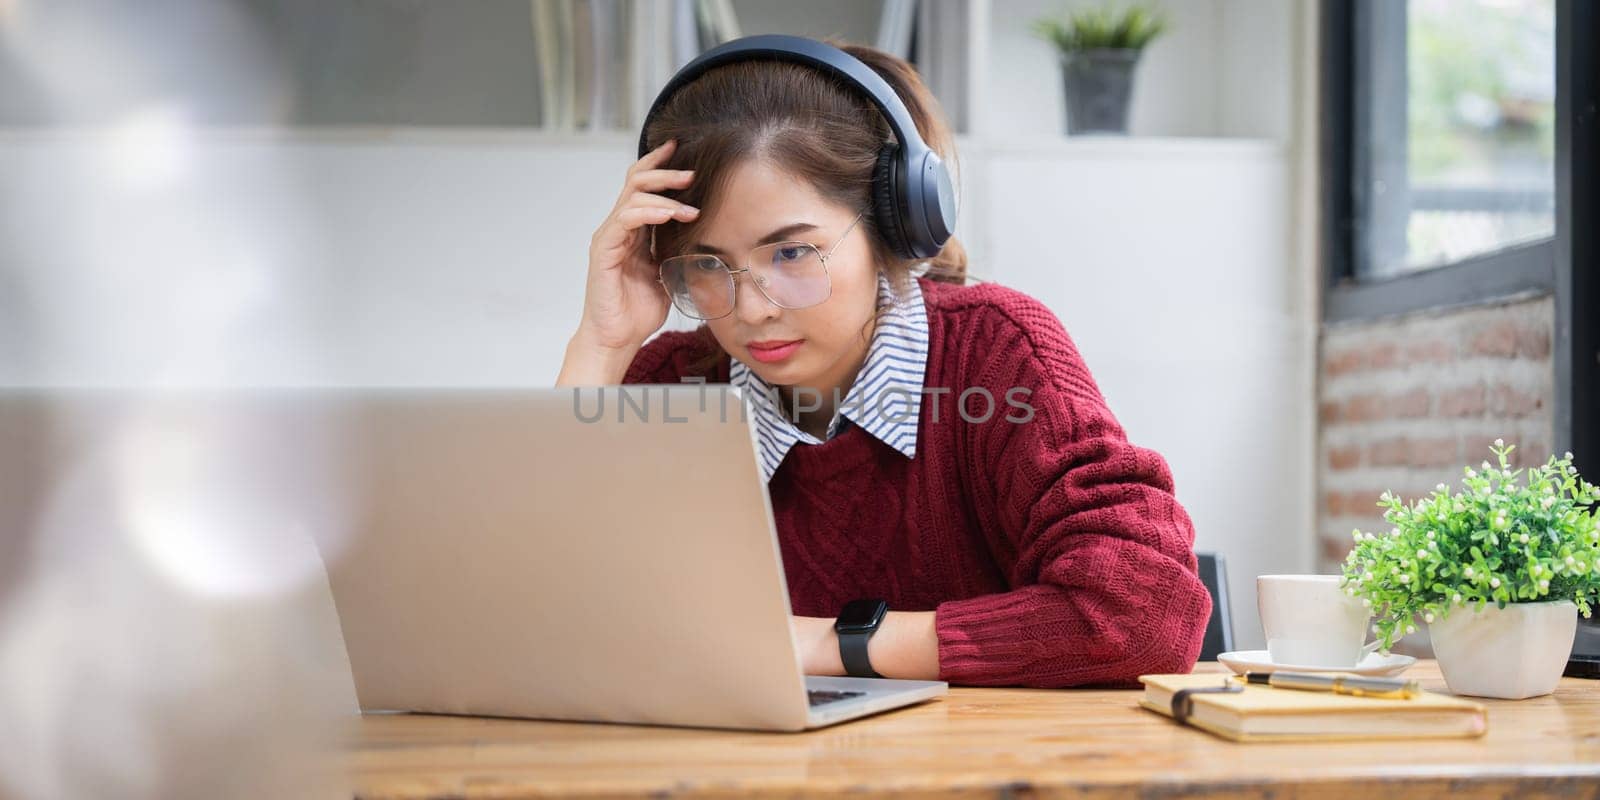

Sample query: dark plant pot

[1060,48,1142,135]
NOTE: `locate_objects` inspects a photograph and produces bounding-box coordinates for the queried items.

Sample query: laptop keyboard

[807,689,866,707]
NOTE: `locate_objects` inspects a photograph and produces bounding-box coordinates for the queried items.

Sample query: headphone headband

[637,34,924,161]
[636,34,956,261]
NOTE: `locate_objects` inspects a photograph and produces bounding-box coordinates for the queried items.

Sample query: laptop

[316,383,947,731]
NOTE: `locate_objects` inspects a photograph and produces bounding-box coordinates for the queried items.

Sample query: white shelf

[0,125,1283,178]
[972,135,1286,160]
[0,125,644,150]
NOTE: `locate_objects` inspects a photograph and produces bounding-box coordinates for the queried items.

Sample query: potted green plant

[1340,441,1600,699]
[1029,4,1169,135]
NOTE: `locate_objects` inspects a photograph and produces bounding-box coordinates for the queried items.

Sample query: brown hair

[641,37,970,377]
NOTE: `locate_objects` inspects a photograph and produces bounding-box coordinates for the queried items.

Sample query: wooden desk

[349,660,1600,799]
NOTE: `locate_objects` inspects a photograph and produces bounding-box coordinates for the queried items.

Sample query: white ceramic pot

[1427,599,1578,699]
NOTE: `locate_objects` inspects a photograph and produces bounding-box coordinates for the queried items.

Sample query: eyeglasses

[656,211,865,321]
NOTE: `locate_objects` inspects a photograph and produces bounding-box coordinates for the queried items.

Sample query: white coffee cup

[1257,574,1381,667]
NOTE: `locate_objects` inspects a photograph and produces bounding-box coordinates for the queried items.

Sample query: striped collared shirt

[731,271,929,482]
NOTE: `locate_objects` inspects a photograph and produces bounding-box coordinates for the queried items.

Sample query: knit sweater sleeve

[933,291,1212,689]
[621,327,721,385]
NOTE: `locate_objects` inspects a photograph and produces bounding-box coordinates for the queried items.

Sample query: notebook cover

[1138,673,1489,743]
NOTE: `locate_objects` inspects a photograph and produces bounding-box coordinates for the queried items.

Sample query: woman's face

[688,159,878,394]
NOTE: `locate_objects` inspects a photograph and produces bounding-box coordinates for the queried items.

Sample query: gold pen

[1234,671,1422,699]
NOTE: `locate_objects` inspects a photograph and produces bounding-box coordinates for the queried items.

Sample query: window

[1321,0,1598,496]
[1362,0,1555,278]
[1323,0,1563,321]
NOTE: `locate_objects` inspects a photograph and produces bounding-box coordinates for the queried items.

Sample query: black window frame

[1321,0,1560,322]
[1320,0,1597,472]
[1552,0,1598,475]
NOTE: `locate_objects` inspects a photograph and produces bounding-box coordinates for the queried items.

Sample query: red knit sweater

[622,276,1212,688]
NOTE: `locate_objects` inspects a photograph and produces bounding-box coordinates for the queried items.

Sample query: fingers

[628,192,697,214]
[595,199,697,258]
[616,205,698,229]
[627,168,696,194]
[617,148,696,217]
[598,138,699,255]
[629,137,678,177]
[624,188,694,209]
[615,167,694,219]
[617,183,700,229]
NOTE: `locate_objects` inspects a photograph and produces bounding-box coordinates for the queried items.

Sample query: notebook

[1138,673,1488,743]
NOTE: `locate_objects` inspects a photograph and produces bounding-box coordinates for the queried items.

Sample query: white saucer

[1216,649,1417,678]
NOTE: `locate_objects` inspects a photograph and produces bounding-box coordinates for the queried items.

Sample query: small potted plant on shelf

[1341,441,1600,699]
[1029,3,1169,136]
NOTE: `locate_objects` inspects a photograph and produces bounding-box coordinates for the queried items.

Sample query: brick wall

[1317,295,1556,656]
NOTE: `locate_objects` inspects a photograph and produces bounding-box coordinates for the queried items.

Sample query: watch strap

[839,629,881,678]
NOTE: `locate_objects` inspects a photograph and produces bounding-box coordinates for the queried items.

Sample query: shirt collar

[730,272,929,482]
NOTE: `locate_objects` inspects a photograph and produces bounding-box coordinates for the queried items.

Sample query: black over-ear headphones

[637,34,957,261]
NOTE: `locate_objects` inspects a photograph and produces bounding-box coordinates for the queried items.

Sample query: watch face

[835,599,888,633]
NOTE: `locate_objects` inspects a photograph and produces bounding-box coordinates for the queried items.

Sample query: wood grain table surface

[347,659,1600,799]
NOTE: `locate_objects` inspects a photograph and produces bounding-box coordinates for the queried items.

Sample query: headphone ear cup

[872,145,913,260]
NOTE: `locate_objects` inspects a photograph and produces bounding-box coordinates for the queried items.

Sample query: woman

[555,38,1211,689]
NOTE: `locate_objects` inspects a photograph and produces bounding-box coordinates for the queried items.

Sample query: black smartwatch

[834,598,889,679]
